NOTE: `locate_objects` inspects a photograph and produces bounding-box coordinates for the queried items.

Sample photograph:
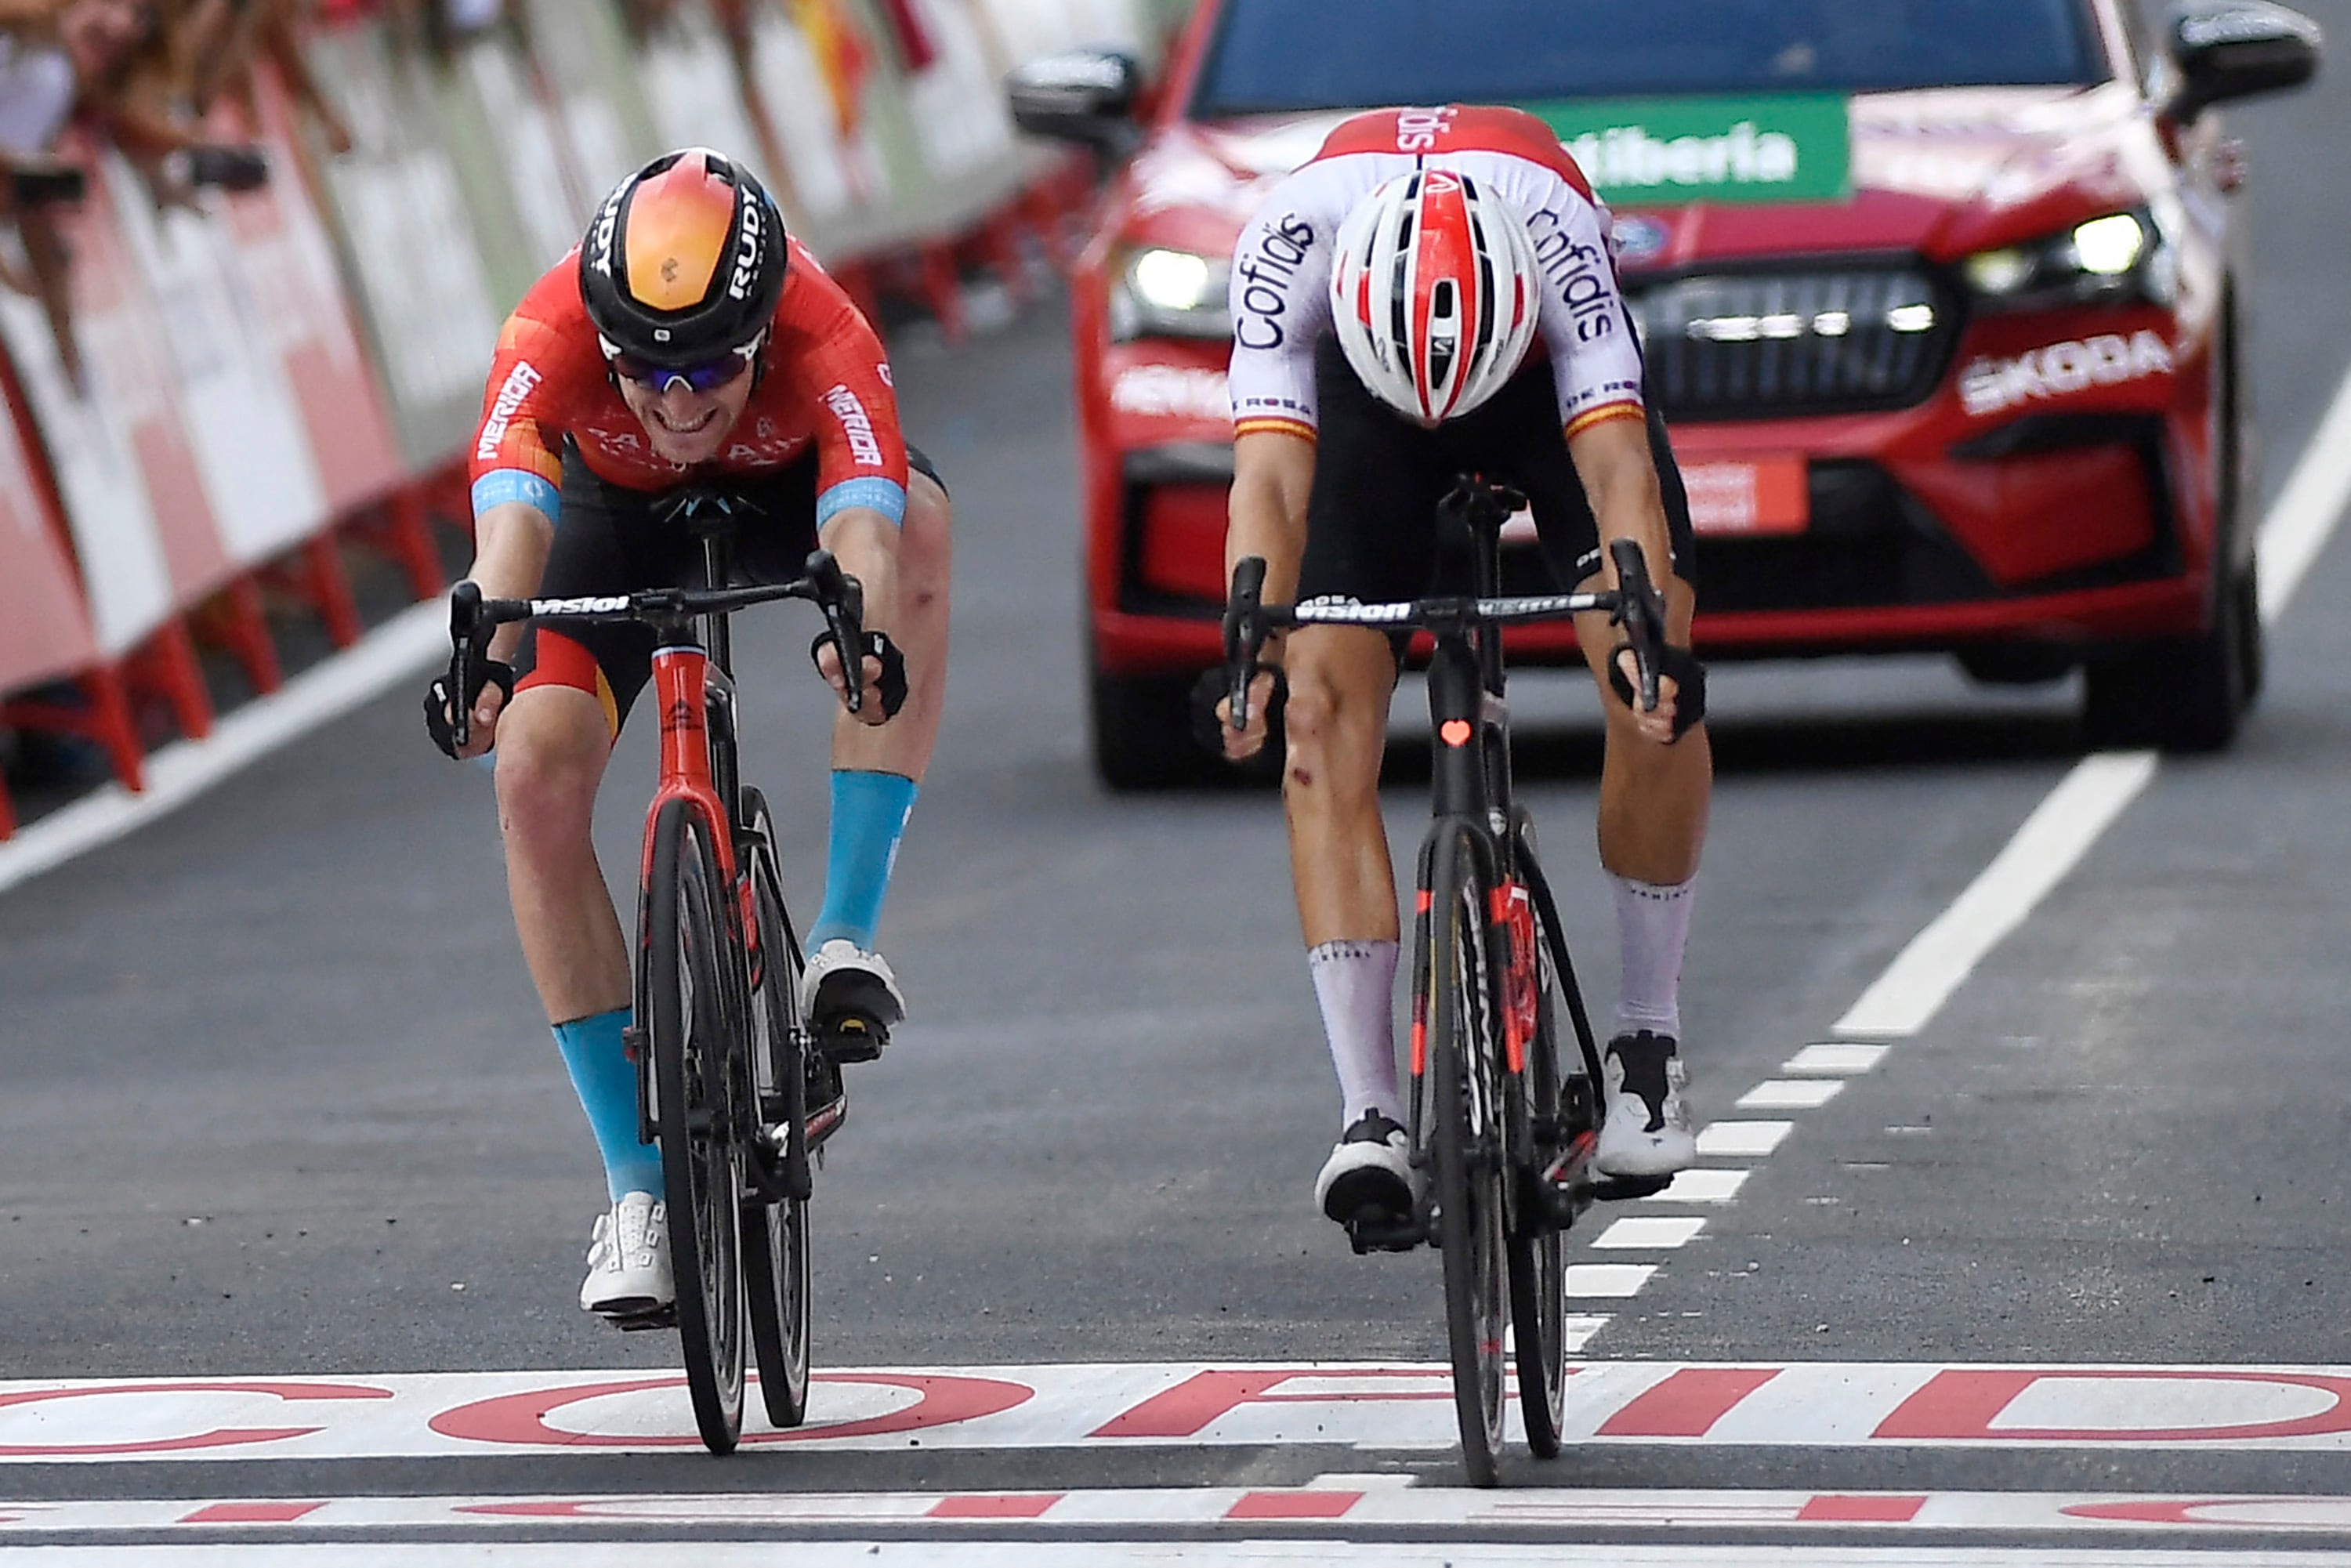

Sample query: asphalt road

[7,22,2351,1560]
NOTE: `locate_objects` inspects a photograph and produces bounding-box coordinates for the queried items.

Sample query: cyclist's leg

[494,448,669,1208]
[1505,386,1708,1173]
[1296,342,1445,1217]
[1523,393,1712,1171]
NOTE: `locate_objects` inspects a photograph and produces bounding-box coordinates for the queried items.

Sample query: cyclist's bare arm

[1220,429,1316,759]
[465,501,556,658]
[1567,415,1687,743]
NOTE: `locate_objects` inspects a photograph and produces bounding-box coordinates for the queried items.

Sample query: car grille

[1627,264,1958,420]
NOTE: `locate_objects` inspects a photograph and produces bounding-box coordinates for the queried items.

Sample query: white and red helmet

[1329,169,1545,425]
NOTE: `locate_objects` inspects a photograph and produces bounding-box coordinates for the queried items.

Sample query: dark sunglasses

[608,349,755,393]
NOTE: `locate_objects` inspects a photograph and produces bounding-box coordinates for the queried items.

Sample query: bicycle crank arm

[744,1127,809,1206]
[1535,1161,1675,1227]
[806,1093,849,1150]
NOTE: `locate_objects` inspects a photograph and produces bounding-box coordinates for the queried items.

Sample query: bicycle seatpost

[804,549,867,715]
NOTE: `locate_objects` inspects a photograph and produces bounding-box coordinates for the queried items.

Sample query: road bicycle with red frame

[1223,476,1675,1487]
[446,490,870,1454]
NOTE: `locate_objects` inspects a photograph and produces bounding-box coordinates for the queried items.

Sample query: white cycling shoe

[579,1192,673,1317]
[799,940,907,1063]
[1314,1110,1420,1223]
[1595,1030,1697,1178]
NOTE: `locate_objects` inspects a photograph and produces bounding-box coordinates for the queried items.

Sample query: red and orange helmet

[579,148,788,372]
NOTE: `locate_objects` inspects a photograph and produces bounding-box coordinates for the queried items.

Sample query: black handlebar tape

[802,549,868,715]
[447,581,483,749]
[1225,557,1270,731]
[1607,539,1664,712]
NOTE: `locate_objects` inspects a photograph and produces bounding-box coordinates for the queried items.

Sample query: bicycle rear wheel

[740,789,812,1429]
[1507,837,1570,1458]
[1425,822,1508,1487]
[646,798,747,1454]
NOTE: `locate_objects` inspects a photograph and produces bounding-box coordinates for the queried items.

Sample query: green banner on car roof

[1520,94,1852,206]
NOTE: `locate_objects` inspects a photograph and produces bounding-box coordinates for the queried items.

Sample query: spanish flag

[786,0,873,139]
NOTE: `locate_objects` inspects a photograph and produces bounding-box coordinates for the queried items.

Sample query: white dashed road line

[1693,1121,1794,1158]
[1592,1216,1706,1250]
[1784,1043,1888,1074]
[1735,1079,1844,1110]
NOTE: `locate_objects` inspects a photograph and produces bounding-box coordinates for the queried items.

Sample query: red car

[1011,0,2320,786]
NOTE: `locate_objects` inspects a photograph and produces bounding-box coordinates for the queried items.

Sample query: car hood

[1129,84,2161,265]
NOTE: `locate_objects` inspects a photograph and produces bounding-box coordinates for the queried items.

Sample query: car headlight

[1962,210,2175,310]
[1110,246,1232,341]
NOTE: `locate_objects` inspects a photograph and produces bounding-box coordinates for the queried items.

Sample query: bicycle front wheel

[1425,822,1509,1487]
[646,798,747,1454]
[739,789,812,1430]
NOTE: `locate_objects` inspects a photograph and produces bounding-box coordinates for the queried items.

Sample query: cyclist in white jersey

[1215,104,1713,1229]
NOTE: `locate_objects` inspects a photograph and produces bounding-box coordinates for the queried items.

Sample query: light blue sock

[552,1009,663,1202]
[810,770,918,951]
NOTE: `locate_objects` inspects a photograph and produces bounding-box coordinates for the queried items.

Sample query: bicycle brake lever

[1607,538,1665,714]
[1224,556,1269,732]
[448,581,484,750]
[804,549,866,715]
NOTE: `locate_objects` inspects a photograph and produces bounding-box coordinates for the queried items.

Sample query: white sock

[1308,939,1400,1124]
[1609,871,1694,1041]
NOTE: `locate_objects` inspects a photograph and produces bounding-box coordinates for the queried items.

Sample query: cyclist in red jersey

[426,149,951,1317]
[1216,107,1711,1231]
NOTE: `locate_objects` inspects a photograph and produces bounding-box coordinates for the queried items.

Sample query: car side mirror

[2165,0,2321,123]
[1007,49,1144,159]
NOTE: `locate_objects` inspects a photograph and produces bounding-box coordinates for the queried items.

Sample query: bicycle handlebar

[1219,536,1673,738]
[444,549,868,748]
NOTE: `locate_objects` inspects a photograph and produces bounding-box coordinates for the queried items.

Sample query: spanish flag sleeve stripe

[1563,400,1646,440]
[1234,416,1318,444]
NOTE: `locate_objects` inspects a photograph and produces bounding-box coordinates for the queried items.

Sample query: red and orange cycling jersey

[468,235,909,528]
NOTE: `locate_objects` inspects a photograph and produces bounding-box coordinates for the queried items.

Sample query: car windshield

[1190,0,2106,118]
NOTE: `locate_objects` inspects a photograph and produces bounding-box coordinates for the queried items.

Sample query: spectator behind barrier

[185,0,356,157]
[0,0,316,395]
[0,0,147,391]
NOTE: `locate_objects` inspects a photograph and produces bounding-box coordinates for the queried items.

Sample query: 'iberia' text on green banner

[1521,95,1852,205]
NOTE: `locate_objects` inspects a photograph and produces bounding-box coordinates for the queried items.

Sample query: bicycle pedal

[1344,1210,1428,1255]
[816,1011,888,1064]
[606,1304,678,1332]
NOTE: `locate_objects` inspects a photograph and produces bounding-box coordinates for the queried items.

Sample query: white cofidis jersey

[1227,104,1645,444]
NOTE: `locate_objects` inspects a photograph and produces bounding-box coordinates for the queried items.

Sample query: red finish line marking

[177,1502,327,1525]
[1797,1494,1929,1523]
[928,1494,1060,1519]
[1226,1490,1363,1520]
[1598,1367,1782,1437]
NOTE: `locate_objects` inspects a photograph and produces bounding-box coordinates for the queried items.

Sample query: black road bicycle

[1224,476,1675,1487]
[447,491,868,1454]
